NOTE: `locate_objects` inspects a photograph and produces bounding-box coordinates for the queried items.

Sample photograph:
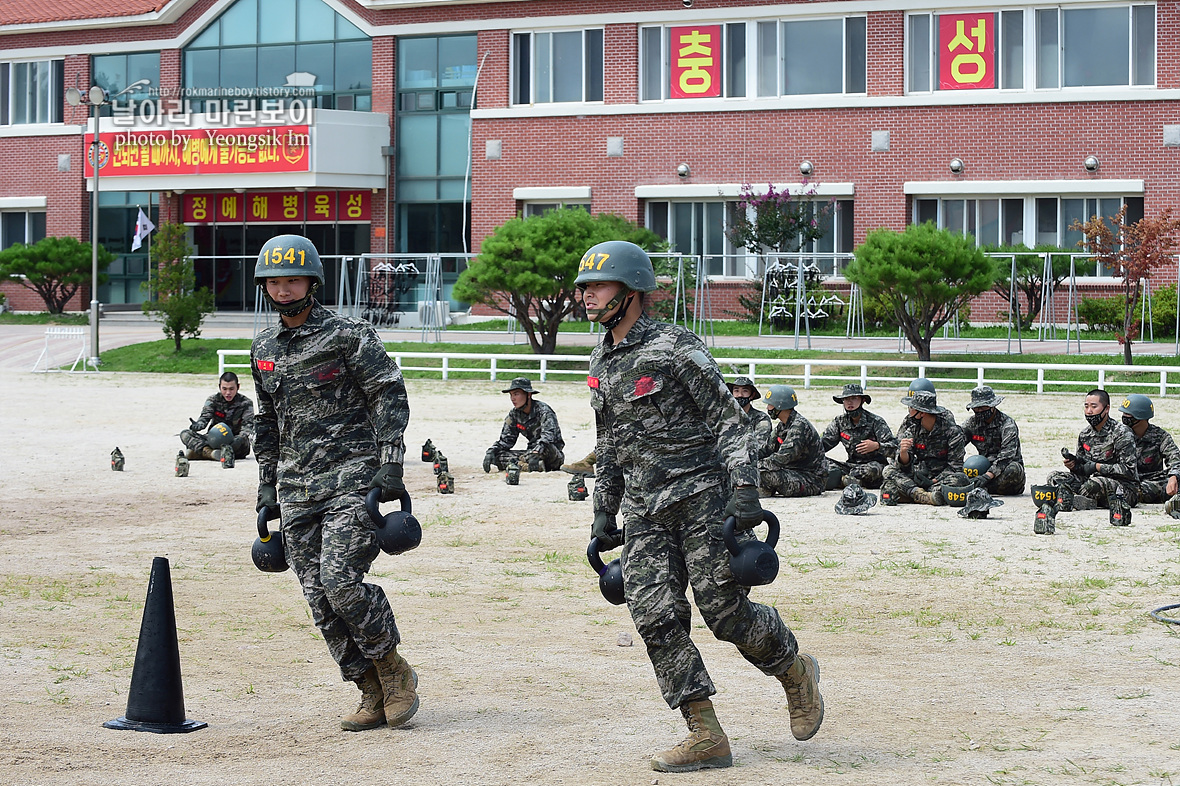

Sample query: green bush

[1077,282,1178,338]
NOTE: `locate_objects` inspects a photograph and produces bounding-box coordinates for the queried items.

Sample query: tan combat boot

[911,488,941,506]
[778,653,824,741]
[651,699,732,773]
[372,649,419,728]
[199,445,218,461]
[341,667,385,731]
[561,451,597,477]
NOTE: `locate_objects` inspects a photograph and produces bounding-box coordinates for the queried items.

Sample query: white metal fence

[218,349,1180,395]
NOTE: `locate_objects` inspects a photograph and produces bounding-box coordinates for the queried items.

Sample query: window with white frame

[1,210,47,250]
[1037,5,1154,88]
[0,60,65,125]
[521,202,591,218]
[512,29,603,104]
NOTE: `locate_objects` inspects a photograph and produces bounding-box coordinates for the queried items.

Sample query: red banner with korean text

[183,191,371,224]
[83,125,311,177]
[939,13,995,90]
[670,26,721,99]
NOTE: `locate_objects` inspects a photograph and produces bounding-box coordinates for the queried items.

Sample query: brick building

[1,0,1176,322]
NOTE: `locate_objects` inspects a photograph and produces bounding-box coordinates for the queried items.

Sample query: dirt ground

[2,369,1179,786]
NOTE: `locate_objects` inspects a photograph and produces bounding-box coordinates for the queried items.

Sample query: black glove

[483,449,496,474]
[257,483,277,512]
[370,463,405,502]
[591,511,623,551]
[1079,460,1097,477]
[733,486,764,531]
[972,474,990,490]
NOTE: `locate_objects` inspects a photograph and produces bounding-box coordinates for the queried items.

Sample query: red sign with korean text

[939,13,995,90]
[670,26,721,99]
[183,191,370,224]
[83,125,311,177]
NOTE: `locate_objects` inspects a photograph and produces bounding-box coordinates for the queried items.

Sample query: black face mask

[1086,407,1108,430]
[910,413,925,425]
[733,396,752,410]
[1122,415,1138,429]
[767,406,780,419]
[846,405,864,418]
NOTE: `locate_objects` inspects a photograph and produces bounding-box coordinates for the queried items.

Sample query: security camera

[682,0,693,7]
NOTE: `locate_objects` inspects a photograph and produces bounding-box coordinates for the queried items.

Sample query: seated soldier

[1045,389,1139,511]
[1117,394,1179,513]
[729,375,774,459]
[882,389,966,506]
[757,385,826,498]
[821,383,896,489]
[961,385,1026,495]
[180,371,255,460]
[483,377,565,472]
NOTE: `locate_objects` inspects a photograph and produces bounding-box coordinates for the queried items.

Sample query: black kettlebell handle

[586,535,622,576]
[256,505,280,541]
[365,487,412,528]
[722,510,780,556]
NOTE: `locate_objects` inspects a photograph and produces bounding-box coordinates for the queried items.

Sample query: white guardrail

[218,350,1180,396]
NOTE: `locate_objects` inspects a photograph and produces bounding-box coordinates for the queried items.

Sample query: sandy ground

[2,369,1179,786]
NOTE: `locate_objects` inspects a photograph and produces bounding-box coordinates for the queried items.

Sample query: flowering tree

[1073,206,1180,365]
[725,182,830,255]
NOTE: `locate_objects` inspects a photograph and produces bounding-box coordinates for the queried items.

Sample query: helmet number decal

[264,246,307,266]
[578,252,610,272]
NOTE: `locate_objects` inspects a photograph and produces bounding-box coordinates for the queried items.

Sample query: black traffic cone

[104,557,207,733]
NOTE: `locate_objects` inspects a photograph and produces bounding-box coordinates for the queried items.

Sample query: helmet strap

[595,290,635,330]
[263,281,319,317]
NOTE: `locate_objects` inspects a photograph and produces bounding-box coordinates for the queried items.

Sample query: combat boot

[199,445,217,461]
[1072,494,1097,510]
[341,667,385,731]
[372,649,419,728]
[650,699,732,773]
[561,451,597,477]
[778,653,824,741]
[911,488,941,506]
[1056,484,1074,512]
[1165,496,1180,520]
[185,448,202,461]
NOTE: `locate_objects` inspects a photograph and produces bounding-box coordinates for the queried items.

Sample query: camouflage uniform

[181,391,256,459]
[821,409,896,489]
[961,409,1026,495]
[1131,423,1179,504]
[744,406,775,460]
[489,399,566,470]
[758,412,827,497]
[1046,418,1140,508]
[591,313,799,709]
[252,302,409,683]
[884,416,967,502]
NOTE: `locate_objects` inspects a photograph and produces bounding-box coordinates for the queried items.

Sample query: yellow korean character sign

[939,13,995,90]
[670,26,721,99]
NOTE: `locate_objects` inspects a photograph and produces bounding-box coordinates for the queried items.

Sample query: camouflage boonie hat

[967,385,1004,409]
[835,482,877,515]
[833,383,871,405]
[900,389,946,415]
[501,377,536,394]
[959,488,1005,519]
[726,375,761,399]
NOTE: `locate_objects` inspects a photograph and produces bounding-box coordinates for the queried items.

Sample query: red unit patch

[255,360,275,372]
[634,376,655,396]
[587,376,599,389]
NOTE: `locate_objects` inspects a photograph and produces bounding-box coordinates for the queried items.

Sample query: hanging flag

[131,207,156,252]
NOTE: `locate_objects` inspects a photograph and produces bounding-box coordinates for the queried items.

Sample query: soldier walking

[757,385,827,498]
[821,383,896,489]
[251,234,418,732]
[1046,389,1139,511]
[1117,394,1178,511]
[883,389,966,506]
[579,240,823,773]
[961,385,1026,495]
[180,371,255,460]
[482,377,565,473]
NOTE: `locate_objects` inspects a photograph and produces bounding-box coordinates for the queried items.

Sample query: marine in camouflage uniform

[180,372,256,459]
[1046,389,1140,509]
[883,390,966,505]
[727,376,774,460]
[821,384,896,489]
[758,403,826,498]
[485,377,565,471]
[1116,394,1176,505]
[252,234,417,732]
[960,386,1026,496]
[580,240,821,773]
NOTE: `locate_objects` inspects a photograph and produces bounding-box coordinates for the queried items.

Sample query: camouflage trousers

[1139,477,1176,504]
[1045,471,1139,508]
[758,468,825,498]
[882,466,961,503]
[621,486,798,709]
[979,462,1026,496]
[281,491,401,683]
[180,429,252,459]
[491,444,564,471]
[842,461,886,489]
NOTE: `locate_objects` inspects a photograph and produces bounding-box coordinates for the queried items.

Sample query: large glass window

[1043,4,1155,87]
[0,60,64,125]
[1,211,47,249]
[91,53,160,116]
[183,0,371,110]
[512,29,604,104]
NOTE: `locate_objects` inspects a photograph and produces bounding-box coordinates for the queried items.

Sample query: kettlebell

[722,510,781,586]
[421,439,436,462]
[364,487,422,555]
[586,536,626,605]
[252,506,288,573]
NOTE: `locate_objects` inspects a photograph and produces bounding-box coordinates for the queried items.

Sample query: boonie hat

[967,385,1004,410]
[959,488,1005,519]
[835,482,877,515]
[726,375,761,400]
[900,389,946,415]
[833,383,871,405]
[502,377,537,394]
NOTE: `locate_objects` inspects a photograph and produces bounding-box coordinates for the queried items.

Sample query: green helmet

[963,454,991,478]
[255,234,325,290]
[1118,393,1154,421]
[206,422,234,450]
[575,241,658,293]
[908,377,937,395]
[764,385,799,411]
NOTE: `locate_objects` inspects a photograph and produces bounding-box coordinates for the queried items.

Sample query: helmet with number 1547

[575,241,658,293]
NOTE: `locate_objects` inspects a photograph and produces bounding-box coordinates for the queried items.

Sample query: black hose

[1149,603,1180,625]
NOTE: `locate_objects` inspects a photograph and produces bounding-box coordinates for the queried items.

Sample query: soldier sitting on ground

[903,377,957,426]
[1117,394,1179,514]
[960,385,1026,495]
[728,376,775,459]
[180,371,255,460]
[1045,388,1139,511]
[883,389,966,506]
[821,383,896,489]
[757,385,827,498]
[483,377,565,473]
